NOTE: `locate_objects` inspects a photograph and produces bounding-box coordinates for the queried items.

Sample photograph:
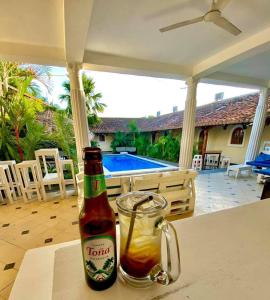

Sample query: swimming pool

[102,154,177,176]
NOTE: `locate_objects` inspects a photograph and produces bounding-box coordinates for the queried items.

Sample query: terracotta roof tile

[91,92,270,133]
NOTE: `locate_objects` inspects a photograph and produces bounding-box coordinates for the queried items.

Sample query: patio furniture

[130,170,197,216]
[61,159,77,194]
[76,172,130,219]
[34,149,65,200]
[202,150,222,169]
[0,160,21,196]
[227,164,252,179]
[10,199,270,300]
[260,178,270,200]
[0,165,15,204]
[15,160,44,202]
[78,162,84,173]
[246,152,270,168]
[115,147,136,153]
[192,154,203,171]
[220,156,231,169]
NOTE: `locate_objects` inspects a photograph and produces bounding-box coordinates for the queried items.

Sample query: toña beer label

[82,236,115,282]
[84,174,106,198]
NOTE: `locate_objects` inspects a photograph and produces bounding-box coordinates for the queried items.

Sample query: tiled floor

[0,172,264,299]
[195,171,263,215]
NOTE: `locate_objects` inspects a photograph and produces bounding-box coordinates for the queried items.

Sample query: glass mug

[116,191,181,288]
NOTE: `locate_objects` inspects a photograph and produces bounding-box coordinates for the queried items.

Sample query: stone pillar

[245,88,269,163]
[179,78,198,169]
[67,63,90,163]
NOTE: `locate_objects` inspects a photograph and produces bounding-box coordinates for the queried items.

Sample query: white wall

[93,134,114,152]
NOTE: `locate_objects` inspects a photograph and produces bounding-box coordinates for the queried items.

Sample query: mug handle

[150,219,181,285]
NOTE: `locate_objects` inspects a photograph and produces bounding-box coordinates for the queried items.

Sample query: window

[230,127,244,145]
[99,134,105,142]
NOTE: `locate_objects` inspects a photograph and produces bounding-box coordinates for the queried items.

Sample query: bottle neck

[84,160,103,176]
[83,160,109,209]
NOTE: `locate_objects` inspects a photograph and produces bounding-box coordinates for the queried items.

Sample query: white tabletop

[10,199,270,300]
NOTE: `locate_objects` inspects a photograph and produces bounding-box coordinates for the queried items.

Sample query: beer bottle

[79,147,117,291]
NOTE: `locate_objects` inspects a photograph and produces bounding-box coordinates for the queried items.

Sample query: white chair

[192,155,203,171]
[220,157,231,169]
[15,161,44,202]
[0,165,15,204]
[35,149,65,200]
[61,159,77,194]
[204,154,218,169]
[0,160,21,196]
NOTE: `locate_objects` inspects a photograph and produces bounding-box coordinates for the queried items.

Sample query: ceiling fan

[159,0,241,36]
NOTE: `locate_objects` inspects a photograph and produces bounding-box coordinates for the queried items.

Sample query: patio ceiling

[1,0,270,88]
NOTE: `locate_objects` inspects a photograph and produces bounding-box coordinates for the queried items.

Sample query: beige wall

[195,125,270,164]
[93,134,114,152]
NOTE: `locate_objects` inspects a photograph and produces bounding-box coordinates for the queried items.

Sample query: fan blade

[159,16,204,32]
[212,0,231,10]
[212,16,241,35]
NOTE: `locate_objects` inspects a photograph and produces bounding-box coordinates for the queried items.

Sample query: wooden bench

[130,170,197,216]
[76,170,197,218]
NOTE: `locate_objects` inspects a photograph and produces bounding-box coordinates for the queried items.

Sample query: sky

[48,66,257,118]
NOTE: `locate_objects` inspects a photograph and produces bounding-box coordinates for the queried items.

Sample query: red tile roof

[91,92,270,133]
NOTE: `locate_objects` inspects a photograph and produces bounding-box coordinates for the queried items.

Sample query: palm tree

[59,73,106,126]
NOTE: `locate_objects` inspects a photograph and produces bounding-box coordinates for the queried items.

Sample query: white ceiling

[0,0,64,48]
[87,0,270,66]
[0,0,270,87]
[222,50,270,80]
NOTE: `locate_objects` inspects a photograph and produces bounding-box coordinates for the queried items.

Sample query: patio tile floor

[195,171,263,215]
[0,172,264,299]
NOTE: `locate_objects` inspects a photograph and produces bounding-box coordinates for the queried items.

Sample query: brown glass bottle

[79,147,117,291]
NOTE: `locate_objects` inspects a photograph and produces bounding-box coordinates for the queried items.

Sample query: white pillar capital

[185,77,199,87]
[67,62,82,73]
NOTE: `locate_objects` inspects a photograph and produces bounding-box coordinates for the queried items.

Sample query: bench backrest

[76,170,197,218]
[130,170,197,216]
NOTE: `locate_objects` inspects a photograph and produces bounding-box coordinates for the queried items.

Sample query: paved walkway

[0,172,264,299]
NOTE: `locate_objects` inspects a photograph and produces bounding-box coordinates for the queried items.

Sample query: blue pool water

[102,154,165,172]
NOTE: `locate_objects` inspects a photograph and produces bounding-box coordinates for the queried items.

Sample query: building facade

[91,93,270,164]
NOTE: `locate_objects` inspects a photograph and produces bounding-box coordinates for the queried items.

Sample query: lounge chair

[246,152,270,168]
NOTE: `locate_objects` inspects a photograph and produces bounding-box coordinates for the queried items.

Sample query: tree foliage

[60,73,106,127]
[0,62,52,161]
[110,121,181,162]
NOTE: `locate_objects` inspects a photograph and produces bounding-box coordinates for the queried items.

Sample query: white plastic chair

[15,161,44,202]
[35,149,65,200]
[220,157,231,169]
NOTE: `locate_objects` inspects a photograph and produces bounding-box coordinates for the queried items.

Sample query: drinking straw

[124,195,153,254]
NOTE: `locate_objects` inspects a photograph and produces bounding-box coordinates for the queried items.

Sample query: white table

[227,164,252,179]
[10,200,270,300]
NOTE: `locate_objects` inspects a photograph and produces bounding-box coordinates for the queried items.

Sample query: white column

[67,63,90,163]
[245,87,269,163]
[179,78,198,169]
